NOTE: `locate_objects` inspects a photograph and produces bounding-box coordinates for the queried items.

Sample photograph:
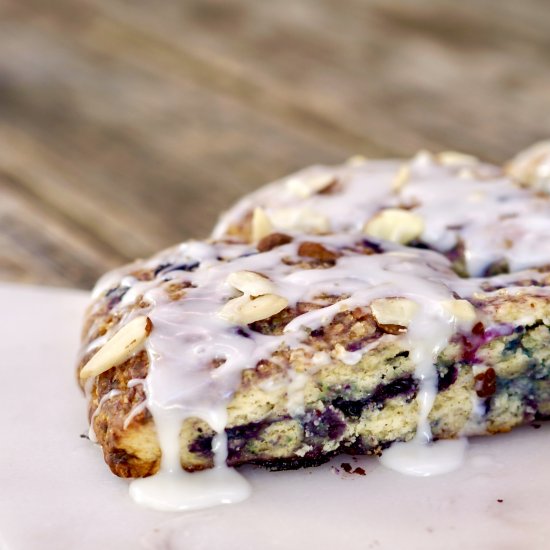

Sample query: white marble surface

[0,283,548,550]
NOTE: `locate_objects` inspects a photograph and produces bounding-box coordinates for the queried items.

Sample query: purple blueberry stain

[303,407,347,441]
[105,286,129,309]
[234,327,252,339]
[437,365,458,392]
[332,376,417,418]
[361,238,384,254]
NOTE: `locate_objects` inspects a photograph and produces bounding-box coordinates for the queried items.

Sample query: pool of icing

[1,283,549,550]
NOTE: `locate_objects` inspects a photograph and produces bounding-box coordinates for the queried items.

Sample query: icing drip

[380,438,468,477]
[129,410,251,512]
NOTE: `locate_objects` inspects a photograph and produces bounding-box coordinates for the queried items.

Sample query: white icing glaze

[129,412,251,512]
[380,438,468,477]
[87,234,486,510]
[123,401,147,430]
[286,370,310,417]
[83,144,550,512]
[213,153,550,276]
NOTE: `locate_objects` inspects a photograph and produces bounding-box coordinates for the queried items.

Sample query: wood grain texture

[0,0,549,288]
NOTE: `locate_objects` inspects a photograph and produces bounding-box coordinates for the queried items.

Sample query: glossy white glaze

[85,233,479,510]
[81,145,550,511]
[380,438,469,477]
[213,152,550,276]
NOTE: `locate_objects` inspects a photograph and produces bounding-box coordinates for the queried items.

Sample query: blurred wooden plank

[0,0,391,155]
[0,176,122,287]
[0,5,352,291]
[3,0,549,161]
[0,130,171,260]
[64,0,550,157]
[0,0,549,289]
[0,20,347,220]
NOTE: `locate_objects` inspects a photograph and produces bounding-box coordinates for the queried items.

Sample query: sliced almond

[442,299,477,326]
[346,155,368,166]
[391,164,410,192]
[218,294,252,324]
[377,323,407,335]
[363,208,424,244]
[411,149,434,167]
[437,151,479,166]
[251,207,274,242]
[80,316,152,380]
[239,294,288,324]
[505,141,550,192]
[286,173,336,198]
[219,293,288,325]
[269,207,330,234]
[370,298,419,327]
[226,270,275,296]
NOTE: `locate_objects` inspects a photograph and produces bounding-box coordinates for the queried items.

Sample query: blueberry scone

[78,142,550,509]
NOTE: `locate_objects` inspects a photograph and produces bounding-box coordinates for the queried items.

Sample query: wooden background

[0,0,549,289]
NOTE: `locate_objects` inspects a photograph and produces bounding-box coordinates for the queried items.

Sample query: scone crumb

[297,241,340,262]
[257,232,292,252]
